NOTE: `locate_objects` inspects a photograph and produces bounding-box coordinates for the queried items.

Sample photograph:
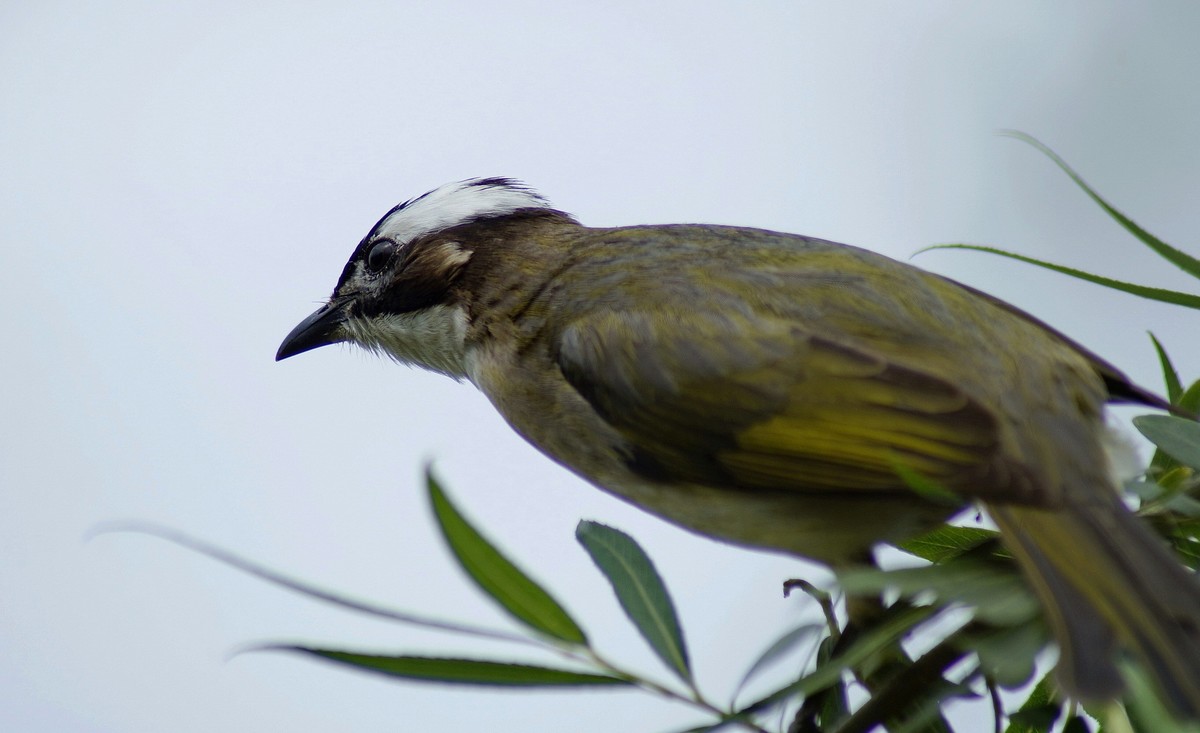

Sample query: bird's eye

[365,241,397,273]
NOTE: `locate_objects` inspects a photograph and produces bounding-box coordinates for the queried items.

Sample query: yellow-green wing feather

[555,307,999,498]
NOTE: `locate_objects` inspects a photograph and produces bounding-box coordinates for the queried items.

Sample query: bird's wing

[554,307,1003,498]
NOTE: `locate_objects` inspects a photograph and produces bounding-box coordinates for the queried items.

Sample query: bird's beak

[276,300,349,361]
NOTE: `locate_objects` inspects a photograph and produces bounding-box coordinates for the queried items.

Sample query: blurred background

[3,2,1198,730]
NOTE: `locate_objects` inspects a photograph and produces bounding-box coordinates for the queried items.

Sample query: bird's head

[275,177,573,378]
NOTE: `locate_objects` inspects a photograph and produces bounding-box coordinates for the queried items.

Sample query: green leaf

[732,623,825,701]
[1004,673,1062,733]
[916,244,1200,310]
[887,692,968,733]
[1169,531,1200,569]
[896,525,999,563]
[1119,659,1200,733]
[1163,494,1200,519]
[1128,479,1169,502]
[1061,716,1091,733]
[1150,332,1184,403]
[1134,415,1200,471]
[576,521,692,683]
[281,648,630,687]
[1180,379,1200,416]
[813,635,850,723]
[964,621,1046,688]
[1002,131,1200,281]
[427,470,587,645]
[88,522,533,645]
[838,559,1040,626]
[740,605,936,714]
[1006,705,1061,733]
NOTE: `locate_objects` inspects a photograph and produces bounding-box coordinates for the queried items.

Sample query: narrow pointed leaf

[917,244,1200,309]
[896,525,999,563]
[1171,532,1200,570]
[89,522,530,645]
[1180,379,1200,416]
[576,521,692,683]
[1150,332,1184,403]
[740,605,937,714]
[838,560,1039,626]
[1134,415,1200,471]
[1002,131,1200,280]
[427,471,587,644]
[282,648,629,687]
[733,623,825,701]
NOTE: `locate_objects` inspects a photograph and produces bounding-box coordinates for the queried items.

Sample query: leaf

[87,522,532,645]
[1169,531,1200,569]
[739,605,937,715]
[964,621,1047,688]
[576,521,692,683]
[1001,131,1200,281]
[896,525,1000,563]
[1133,415,1200,471]
[1118,659,1200,733]
[279,648,630,687]
[1163,494,1200,519]
[813,635,850,723]
[1128,479,1169,502]
[1180,379,1200,416]
[1150,332,1184,403]
[1146,336,1192,474]
[838,559,1040,626]
[1004,673,1062,733]
[427,470,587,645]
[887,691,967,733]
[732,623,825,701]
[916,244,1200,310]
[1061,716,1092,733]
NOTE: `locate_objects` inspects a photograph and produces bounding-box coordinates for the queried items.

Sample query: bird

[276,176,1200,717]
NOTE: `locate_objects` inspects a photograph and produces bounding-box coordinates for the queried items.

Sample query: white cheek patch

[344,304,470,380]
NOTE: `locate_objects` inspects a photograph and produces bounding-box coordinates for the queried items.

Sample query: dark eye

[365,241,397,273]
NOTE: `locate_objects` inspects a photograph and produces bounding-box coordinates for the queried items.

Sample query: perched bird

[277,177,1200,716]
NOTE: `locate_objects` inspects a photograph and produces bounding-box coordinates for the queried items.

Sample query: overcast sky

[3,2,1199,731]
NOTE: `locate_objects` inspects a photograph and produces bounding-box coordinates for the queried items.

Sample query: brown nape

[448,210,584,311]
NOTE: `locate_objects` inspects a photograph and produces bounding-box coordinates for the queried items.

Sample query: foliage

[113,136,1200,731]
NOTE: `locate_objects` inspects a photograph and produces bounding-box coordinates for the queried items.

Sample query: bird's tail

[989,502,1200,718]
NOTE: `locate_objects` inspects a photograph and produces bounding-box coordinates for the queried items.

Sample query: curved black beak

[276,301,349,361]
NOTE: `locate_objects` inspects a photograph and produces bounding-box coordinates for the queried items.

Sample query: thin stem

[986,677,1003,733]
[577,646,772,733]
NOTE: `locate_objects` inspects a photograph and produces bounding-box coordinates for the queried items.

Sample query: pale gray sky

[3,2,1199,731]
